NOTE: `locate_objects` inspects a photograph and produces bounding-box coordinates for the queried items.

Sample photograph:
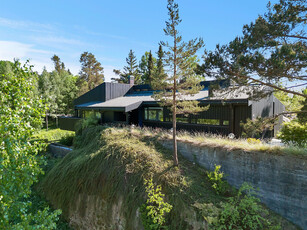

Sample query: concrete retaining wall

[160,140,307,229]
[48,143,72,158]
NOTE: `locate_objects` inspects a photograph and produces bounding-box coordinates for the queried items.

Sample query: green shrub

[213,183,279,230]
[241,117,276,138]
[278,121,307,148]
[59,134,75,146]
[75,114,99,135]
[207,165,228,195]
[141,178,172,230]
[32,129,74,143]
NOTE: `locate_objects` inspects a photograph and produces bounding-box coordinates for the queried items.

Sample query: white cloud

[0,17,53,33]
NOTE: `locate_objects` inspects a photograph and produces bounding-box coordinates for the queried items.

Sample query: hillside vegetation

[40,126,298,229]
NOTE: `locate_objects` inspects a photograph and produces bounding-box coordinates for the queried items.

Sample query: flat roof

[75,90,209,112]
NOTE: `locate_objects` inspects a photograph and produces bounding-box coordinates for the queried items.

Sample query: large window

[83,110,101,119]
[144,107,163,121]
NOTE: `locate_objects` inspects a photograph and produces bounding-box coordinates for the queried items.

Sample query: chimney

[129,75,134,86]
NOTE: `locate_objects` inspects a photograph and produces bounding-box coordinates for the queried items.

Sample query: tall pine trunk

[172,82,178,166]
[172,25,178,166]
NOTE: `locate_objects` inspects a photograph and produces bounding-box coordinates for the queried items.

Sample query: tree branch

[225,67,307,98]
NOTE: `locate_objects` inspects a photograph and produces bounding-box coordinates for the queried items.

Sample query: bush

[278,121,307,147]
[213,183,279,230]
[241,117,276,139]
[59,134,75,146]
[141,178,172,230]
[75,114,99,135]
[207,165,228,195]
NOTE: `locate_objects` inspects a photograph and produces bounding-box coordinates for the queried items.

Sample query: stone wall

[160,140,307,229]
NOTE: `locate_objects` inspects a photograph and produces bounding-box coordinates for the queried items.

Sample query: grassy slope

[40,126,298,229]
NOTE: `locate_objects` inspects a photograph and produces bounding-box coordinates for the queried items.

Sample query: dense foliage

[0,61,60,228]
[213,183,278,230]
[241,117,277,139]
[141,178,172,230]
[278,121,307,147]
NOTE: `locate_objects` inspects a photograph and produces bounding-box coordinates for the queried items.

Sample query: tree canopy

[79,52,104,94]
[0,61,60,228]
[198,0,307,98]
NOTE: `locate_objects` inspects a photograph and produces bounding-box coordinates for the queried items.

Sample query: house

[59,77,285,137]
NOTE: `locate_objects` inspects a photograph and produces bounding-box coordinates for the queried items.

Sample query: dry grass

[125,125,307,158]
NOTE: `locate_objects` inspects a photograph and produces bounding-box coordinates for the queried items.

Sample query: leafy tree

[0,60,14,75]
[198,0,307,98]
[79,52,104,93]
[112,49,141,84]
[152,0,204,166]
[51,54,65,73]
[38,64,78,129]
[274,89,305,112]
[0,61,60,228]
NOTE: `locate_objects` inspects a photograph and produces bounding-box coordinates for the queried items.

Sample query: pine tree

[147,51,154,85]
[152,0,205,166]
[152,44,167,85]
[112,49,141,84]
[139,51,157,84]
[199,0,307,98]
[51,55,65,73]
[79,52,104,92]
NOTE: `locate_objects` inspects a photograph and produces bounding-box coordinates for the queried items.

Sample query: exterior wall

[160,139,307,229]
[104,83,131,101]
[273,96,286,135]
[74,84,106,106]
[74,83,131,106]
[141,104,250,136]
[59,116,81,131]
[251,94,274,119]
[102,111,114,122]
[250,95,286,136]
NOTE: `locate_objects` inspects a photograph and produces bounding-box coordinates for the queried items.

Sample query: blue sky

[0,0,277,81]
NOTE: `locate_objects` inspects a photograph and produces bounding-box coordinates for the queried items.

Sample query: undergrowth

[39,125,299,229]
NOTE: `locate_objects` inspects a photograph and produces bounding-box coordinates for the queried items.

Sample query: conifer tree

[198,0,307,98]
[113,49,141,84]
[152,44,167,84]
[79,52,104,92]
[51,55,65,73]
[147,51,154,85]
[152,0,204,166]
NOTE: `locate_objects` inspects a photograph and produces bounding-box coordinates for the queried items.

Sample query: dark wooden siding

[233,105,252,136]
[59,116,81,131]
[74,84,106,105]
[74,83,131,106]
[105,83,131,101]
